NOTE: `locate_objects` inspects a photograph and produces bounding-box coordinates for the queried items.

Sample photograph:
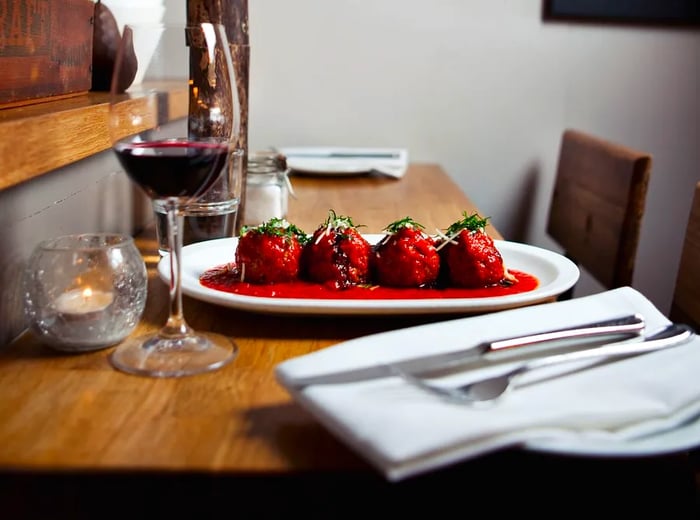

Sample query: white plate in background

[279,147,408,178]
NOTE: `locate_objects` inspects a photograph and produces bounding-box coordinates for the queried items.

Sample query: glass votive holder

[22,233,148,352]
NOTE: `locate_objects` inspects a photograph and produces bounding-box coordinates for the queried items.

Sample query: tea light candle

[23,233,148,352]
[54,287,114,317]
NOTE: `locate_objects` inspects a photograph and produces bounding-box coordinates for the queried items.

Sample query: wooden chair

[669,181,700,330]
[670,182,700,475]
[547,129,652,299]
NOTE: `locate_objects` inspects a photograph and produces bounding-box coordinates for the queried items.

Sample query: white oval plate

[159,236,580,316]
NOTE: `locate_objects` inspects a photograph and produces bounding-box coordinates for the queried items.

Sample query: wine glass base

[110,332,238,378]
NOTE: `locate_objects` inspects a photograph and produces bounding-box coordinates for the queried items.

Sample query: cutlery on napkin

[277,147,409,178]
[287,313,647,388]
[275,287,700,481]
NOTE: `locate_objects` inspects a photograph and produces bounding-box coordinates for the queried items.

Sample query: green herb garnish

[383,217,425,233]
[445,211,490,236]
[241,217,309,245]
[322,209,364,231]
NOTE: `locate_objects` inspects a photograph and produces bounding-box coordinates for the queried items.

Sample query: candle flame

[82,287,93,299]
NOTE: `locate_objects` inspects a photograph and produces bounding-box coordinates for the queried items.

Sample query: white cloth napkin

[275,287,700,481]
[278,147,408,178]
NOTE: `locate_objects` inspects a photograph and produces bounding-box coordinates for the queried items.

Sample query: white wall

[166,0,700,314]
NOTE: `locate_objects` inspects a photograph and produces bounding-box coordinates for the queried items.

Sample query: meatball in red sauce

[438,212,517,288]
[373,217,441,288]
[302,210,372,289]
[236,218,309,284]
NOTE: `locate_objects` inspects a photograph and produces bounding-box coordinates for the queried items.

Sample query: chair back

[547,129,651,297]
[670,181,700,330]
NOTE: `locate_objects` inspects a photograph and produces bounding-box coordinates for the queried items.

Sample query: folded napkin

[275,287,700,481]
[278,147,408,178]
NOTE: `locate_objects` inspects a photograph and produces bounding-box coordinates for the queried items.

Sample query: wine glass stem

[162,201,194,338]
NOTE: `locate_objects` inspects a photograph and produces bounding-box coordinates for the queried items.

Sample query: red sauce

[199,264,539,300]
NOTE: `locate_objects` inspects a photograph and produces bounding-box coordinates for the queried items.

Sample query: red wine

[114,139,230,199]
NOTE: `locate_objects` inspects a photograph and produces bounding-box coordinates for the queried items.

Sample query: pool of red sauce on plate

[199,264,539,300]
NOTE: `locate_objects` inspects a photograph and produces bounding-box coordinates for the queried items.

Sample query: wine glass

[108,22,239,377]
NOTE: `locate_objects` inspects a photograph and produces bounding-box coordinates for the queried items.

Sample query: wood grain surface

[0,164,498,472]
[1,165,698,517]
[0,84,188,191]
[0,0,94,105]
[547,128,651,290]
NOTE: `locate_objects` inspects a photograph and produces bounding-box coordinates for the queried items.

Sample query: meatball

[302,210,372,289]
[373,217,440,287]
[235,218,308,283]
[439,212,516,288]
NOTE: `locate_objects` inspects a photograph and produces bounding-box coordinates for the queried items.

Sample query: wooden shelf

[0,86,188,191]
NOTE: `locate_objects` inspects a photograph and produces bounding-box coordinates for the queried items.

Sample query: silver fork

[287,314,645,389]
[391,323,695,406]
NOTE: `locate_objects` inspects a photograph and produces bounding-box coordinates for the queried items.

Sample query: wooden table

[1,165,697,517]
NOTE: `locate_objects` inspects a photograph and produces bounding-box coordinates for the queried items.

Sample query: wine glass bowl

[113,139,231,200]
[108,22,239,377]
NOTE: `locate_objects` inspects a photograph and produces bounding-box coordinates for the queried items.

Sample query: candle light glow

[54,287,115,316]
[24,232,147,352]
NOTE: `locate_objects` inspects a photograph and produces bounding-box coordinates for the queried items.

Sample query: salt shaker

[242,150,295,227]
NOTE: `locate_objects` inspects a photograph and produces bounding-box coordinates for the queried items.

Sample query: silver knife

[285,314,646,389]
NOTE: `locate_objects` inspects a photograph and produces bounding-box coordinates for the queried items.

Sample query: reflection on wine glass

[108,22,239,377]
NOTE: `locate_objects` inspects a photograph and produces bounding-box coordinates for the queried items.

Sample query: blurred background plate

[279,147,408,177]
